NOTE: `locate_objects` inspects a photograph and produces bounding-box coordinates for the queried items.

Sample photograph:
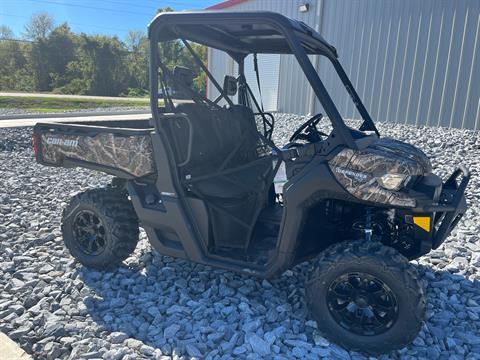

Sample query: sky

[0,0,221,39]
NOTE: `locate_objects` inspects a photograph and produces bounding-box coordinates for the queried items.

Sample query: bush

[54,78,90,95]
[121,88,149,97]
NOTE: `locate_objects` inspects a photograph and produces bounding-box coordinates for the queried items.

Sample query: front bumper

[414,166,470,252]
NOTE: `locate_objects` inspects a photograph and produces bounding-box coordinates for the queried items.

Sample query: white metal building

[206,0,480,130]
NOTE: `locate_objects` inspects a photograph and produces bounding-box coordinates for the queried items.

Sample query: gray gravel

[0,114,479,359]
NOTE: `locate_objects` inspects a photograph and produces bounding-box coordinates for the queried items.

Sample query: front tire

[62,188,139,269]
[305,240,426,354]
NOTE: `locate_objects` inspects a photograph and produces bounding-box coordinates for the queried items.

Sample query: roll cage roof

[148,11,338,59]
[148,11,379,149]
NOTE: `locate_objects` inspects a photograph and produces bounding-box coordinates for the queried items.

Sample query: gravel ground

[0,114,479,359]
[0,107,149,117]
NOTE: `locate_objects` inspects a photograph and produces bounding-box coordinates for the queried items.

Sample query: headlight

[376,173,409,191]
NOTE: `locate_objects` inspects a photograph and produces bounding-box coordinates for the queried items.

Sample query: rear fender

[34,123,155,178]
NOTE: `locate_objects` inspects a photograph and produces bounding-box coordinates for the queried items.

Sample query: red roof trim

[206,0,249,10]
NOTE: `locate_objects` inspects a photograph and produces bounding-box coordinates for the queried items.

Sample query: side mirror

[223,75,237,96]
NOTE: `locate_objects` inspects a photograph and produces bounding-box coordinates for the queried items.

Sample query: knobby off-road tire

[305,240,426,354]
[62,188,139,269]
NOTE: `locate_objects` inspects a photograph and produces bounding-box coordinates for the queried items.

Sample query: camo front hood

[365,138,432,175]
[328,138,431,207]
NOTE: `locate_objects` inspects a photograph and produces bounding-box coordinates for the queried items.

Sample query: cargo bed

[33,119,156,178]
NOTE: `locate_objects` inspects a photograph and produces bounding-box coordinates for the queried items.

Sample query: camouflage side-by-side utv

[33,11,469,354]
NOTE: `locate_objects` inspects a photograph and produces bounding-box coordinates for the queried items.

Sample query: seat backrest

[166,103,256,176]
[224,105,261,166]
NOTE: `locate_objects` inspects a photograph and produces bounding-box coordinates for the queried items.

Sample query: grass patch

[0,96,150,113]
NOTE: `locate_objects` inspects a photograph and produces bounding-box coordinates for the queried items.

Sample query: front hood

[365,138,432,176]
[328,138,431,207]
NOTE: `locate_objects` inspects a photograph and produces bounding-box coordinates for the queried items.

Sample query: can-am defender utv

[33,11,470,354]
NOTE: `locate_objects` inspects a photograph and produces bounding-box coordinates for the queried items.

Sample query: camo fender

[328,138,431,207]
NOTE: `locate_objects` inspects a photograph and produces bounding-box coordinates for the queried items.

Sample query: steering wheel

[289,113,329,143]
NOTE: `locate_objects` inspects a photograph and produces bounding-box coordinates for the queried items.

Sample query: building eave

[206,0,249,10]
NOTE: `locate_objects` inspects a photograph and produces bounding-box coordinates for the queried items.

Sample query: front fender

[266,159,355,276]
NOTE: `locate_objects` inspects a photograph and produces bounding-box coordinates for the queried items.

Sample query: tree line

[0,9,206,97]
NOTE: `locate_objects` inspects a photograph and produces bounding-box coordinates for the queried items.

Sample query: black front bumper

[416,166,470,251]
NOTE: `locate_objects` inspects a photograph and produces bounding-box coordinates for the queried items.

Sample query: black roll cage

[148,10,379,151]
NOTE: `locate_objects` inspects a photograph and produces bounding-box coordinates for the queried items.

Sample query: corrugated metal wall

[208,0,321,114]
[318,0,480,129]
[208,0,480,130]
[242,54,281,111]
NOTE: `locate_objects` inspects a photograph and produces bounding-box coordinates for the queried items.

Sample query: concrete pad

[0,91,146,101]
[0,109,150,121]
[0,113,151,128]
[0,332,32,360]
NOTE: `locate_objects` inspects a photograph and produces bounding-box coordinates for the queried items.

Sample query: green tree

[0,8,209,95]
[154,6,207,94]
[179,42,207,94]
[0,38,34,91]
[0,25,14,40]
[30,23,76,91]
[62,34,129,96]
[124,30,149,94]
[156,6,174,14]
[23,12,54,40]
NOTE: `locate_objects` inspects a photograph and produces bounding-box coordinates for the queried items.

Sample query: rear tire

[305,240,426,354]
[62,188,139,269]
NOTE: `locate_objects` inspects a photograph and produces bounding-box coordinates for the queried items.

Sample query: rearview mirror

[223,75,237,96]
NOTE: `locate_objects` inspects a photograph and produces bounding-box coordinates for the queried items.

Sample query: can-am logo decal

[334,167,368,181]
[45,137,78,147]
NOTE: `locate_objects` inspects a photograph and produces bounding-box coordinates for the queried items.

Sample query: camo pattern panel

[41,132,155,177]
[328,138,432,207]
[367,138,432,175]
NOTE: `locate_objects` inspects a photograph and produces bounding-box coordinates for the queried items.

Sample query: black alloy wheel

[326,272,398,336]
[72,210,107,256]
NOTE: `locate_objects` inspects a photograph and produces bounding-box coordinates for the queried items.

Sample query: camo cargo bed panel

[39,131,156,177]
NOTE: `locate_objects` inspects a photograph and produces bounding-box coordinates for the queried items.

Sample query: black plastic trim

[431,166,470,249]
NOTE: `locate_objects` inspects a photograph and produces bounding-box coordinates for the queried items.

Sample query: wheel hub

[326,272,399,336]
[354,294,369,308]
[72,210,107,256]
